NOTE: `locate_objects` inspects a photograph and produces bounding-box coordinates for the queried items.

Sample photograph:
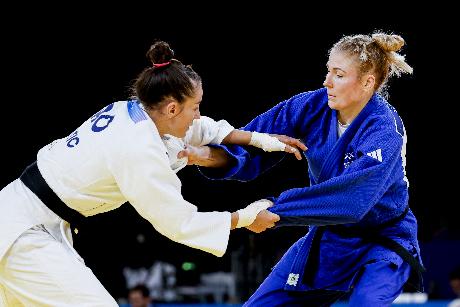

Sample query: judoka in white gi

[190,33,424,306]
[0,40,303,306]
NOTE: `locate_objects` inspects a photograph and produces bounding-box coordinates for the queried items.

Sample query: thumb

[177,149,189,159]
[270,212,280,222]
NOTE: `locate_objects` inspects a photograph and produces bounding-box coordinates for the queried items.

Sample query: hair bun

[146,40,174,65]
[372,33,405,52]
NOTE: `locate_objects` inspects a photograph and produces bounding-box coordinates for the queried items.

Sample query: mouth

[328,94,335,99]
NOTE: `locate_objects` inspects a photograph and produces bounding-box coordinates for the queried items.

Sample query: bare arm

[230,212,238,230]
[222,129,252,145]
[178,145,231,168]
[177,144,281,232]
[224,129,308,160]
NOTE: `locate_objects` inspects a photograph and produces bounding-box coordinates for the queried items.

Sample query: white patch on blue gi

[286,273,299,286]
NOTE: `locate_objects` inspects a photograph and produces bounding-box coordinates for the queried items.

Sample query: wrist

[205,147,230,168]
[235,199,273,228]
[249,132,285,152]
[230,212,238,230]
[193,146,212,167]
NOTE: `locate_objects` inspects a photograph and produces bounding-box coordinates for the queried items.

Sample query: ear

[363,74,376,92]
[164,100,181,118]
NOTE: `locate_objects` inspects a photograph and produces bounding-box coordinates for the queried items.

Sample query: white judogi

[0,101,231,306]
[162,116,234,172]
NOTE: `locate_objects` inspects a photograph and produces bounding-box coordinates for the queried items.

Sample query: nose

[323,73,332,88]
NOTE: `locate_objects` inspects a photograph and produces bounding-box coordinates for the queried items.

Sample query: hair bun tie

[153,62,171,68]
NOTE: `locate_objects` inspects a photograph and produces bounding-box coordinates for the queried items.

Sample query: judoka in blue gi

[188,32,425,306]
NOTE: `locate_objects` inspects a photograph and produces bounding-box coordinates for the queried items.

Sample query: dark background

[1,4,458,301]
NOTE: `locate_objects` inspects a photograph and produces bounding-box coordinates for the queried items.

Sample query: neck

[337,112,355,126]
[338,93,373,125]
[147,109,168,137]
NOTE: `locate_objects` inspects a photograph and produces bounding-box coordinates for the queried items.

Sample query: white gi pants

[0,181,117,306]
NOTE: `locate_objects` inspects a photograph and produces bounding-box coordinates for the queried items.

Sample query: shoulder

[278,88,328,113]
[287,88,327,104]
[371,95,406,138]
[358,96,405,145]
[110,100,164,154]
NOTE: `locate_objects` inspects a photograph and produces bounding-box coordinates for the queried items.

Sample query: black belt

[19,161,85,233]
[303,206,425,292]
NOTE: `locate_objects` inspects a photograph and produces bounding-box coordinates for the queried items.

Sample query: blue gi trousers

[244,260,411,307]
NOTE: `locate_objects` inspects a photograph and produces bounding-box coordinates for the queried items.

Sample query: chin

[178,130,187,138]
[173,132,186,139]
[328,100,339,110]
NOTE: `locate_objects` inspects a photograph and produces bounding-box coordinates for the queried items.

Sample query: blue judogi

[201,88,423,306]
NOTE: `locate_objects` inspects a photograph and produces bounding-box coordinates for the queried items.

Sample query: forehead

[184,82,202,106]
[194,82,203,99]
[327,50,357,72]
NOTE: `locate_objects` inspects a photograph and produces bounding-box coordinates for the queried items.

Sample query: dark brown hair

[132,40,201,109]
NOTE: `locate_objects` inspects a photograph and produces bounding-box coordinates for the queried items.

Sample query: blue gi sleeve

[270,123,405,226]
[199,92,314,181]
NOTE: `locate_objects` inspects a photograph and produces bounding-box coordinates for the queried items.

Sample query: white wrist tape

[249,131,286,152]
[236,199,273,228]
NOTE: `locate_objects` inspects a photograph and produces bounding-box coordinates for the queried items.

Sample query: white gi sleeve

[162,116,235,173]
[109,120,231,257]
[162,134,188,172]
[184,116,235,146]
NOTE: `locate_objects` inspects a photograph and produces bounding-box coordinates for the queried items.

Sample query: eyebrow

[326,64,347,74]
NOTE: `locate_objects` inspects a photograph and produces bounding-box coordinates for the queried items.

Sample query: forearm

[222,129,252,145]
[230,212,238,230]
[224,130,306,159]
[271,158,398,226]
[190,146,232,168]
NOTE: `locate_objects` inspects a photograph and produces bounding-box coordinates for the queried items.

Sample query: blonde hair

[330,31,413,95]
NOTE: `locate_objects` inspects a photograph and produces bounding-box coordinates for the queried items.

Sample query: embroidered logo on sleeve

[286,273,299,286]
[366,148,382,162]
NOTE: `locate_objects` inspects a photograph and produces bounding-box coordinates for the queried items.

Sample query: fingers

[284,137,307,151]
[180,145,211,165]
[244,211,280,233]
[290,138,308,151]
[177,149,188,159]
[261,211,279,226]
[265,211,280,225]
[284,145,302,160]
[270,212,280,222]
[277,135,307,151]
[271,134,308,152]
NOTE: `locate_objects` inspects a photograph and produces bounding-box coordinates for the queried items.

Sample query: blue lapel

[316,94,380,183]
